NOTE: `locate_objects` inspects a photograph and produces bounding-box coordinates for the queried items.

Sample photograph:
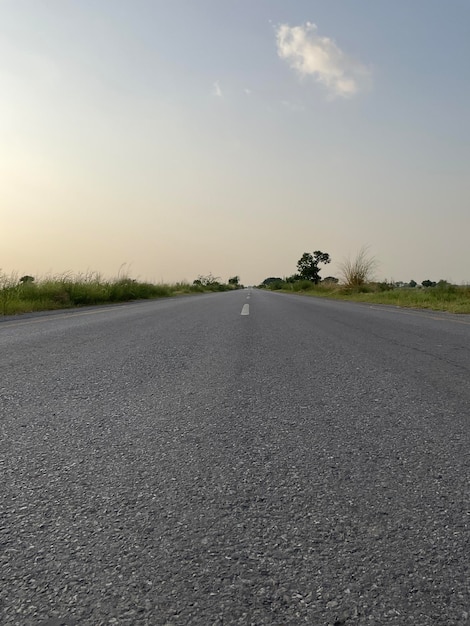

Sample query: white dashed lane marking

[241,304,250,316]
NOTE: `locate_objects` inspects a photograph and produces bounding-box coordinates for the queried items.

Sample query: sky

[1,0,469,285]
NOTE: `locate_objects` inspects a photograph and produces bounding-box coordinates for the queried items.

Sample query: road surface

[1,290,469,625]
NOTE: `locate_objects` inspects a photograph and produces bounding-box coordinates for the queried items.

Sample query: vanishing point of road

[1,289,469,625]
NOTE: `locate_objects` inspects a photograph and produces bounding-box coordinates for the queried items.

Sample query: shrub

[292,280,314,292]
[339,246,377,288]
[376,281,394,292]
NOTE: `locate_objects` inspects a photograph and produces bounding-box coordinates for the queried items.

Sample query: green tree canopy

[19,275,35,284]
[296,251,331,284]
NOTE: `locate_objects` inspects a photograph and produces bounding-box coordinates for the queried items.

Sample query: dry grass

[0,270,236,316]
[339,246,378,287]
[274,281,470,314]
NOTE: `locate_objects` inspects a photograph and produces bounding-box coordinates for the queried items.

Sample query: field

[269,281,470,314]
[0,272,235,316]
[2,272,469,316]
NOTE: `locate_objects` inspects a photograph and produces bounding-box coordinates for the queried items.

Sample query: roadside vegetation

[0,271,242,316]
[259,248,470,314]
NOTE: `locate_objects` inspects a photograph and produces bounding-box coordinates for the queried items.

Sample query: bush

[339,246,377,288]
[292,280,314,291]
[376,281,395,292]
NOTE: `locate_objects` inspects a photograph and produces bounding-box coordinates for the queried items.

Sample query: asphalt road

[1,290,469,625]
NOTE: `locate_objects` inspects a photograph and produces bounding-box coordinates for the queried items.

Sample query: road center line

[241,304,250,316]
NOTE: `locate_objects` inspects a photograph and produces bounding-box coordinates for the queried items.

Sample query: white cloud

[276,22,370,98]
[212,81,223,97]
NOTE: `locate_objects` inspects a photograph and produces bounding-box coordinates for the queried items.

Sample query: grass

[339,245,377,287]
[269,281,470,314]
[0,271,237,316]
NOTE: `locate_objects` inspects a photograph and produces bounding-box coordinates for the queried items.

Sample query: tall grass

[339,246,378,287]
[0,271,236,316]
[336,282,470,313]
[0,271,20,315]
[266,279,470,314]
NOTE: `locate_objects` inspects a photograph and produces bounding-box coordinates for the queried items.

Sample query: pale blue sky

[1,1,469,284]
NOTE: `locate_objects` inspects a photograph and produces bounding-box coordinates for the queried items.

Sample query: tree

[228,276,240,286]
[296,251,331,284]
[422,279,436,288]
[19,275,35,284]
[285,274,300,283]
[260,277,284,289]
[194,273,220,286]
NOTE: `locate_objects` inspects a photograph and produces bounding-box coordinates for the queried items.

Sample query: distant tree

[261,277,282,286]
[296,251,331,284]
[377,281,394,291]
[228,276,240,286]
[285,274,300,283]
[409,279,417,288]
[260,277,285,289]
[195,273,220,286]
[19,275,35,284]
[422,279,437,287]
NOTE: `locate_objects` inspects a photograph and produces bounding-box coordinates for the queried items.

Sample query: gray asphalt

[1,290,469,625]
